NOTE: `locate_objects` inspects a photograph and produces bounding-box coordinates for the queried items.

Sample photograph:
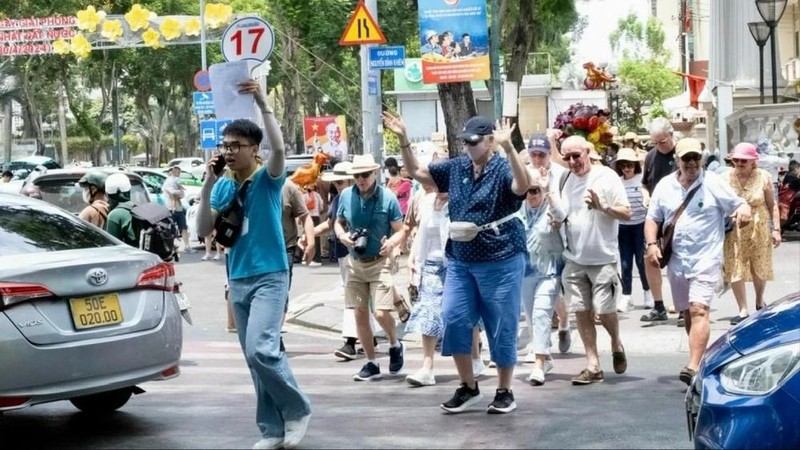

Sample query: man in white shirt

[557,136,632,385]
[645,138,751,385]
[162,166,190,252]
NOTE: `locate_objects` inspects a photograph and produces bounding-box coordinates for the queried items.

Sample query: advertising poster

[417,0,490,84]
[303,115,348,159]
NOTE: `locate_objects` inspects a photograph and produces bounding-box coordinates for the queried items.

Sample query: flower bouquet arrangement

[553,103,615,153]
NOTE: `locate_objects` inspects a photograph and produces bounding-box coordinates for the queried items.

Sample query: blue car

[686,292,800,449]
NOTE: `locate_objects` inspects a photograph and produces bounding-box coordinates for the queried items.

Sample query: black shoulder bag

[656,184,701,268]
[214,180,251,248]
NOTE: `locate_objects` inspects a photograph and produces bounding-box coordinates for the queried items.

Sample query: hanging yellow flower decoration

[160,18,182,41]
[204,3,233,29]
[125,4,153,32]
[76,6,106,32]
[101,19,124,42]
[142,29,163,49]
[70,34,92,59]
[184,18,201,37]
[52,39,70,55]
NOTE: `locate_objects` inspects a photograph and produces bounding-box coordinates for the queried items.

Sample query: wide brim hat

[623,131,640,143]
[616,148,642,163]
[346,154,381,174]
[676,138,703,158]
[321,161,355,182]
[730,142,759,160]
[589,150,602,161]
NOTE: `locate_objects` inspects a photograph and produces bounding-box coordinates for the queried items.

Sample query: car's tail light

[0,282,55,309]
[0,396,31,408]
[161,365,180,379]
[136,263,175,292]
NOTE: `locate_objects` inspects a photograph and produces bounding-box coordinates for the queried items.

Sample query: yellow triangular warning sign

[339,0,387,46]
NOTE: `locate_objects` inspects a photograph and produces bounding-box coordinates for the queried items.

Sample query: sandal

[679,366,696,386]
[612,346,627,374]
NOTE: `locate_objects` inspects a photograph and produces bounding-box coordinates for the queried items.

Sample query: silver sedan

[0,193,182,413]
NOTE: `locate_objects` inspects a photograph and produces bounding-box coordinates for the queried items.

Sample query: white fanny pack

[448,212,520,242]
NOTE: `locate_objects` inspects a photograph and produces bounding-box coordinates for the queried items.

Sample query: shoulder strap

[90,203,107,220]
[558,171,571,195]
[671,184,702,225]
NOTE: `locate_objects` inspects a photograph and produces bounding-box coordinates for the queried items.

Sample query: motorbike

[779,182,800,235]
[173,281,193,325]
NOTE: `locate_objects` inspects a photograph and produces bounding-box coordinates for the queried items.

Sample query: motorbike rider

[105,173,138,246]
[78,171,110,228]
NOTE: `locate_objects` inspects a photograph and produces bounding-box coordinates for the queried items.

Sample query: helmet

[105,173,131,195]
[78,171,108,189]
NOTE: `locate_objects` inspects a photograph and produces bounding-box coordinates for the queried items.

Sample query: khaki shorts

[562,260,619,315]
[345,254,395,311]
[668,266,718,312]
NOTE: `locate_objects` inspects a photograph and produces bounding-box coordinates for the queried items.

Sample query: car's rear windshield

[0,204,117,255]
[34,176,149,214]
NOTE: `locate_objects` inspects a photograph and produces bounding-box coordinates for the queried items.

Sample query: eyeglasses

[353,172,373,179]
[563,152,583,161]
[526,188,541,195]
[617,162,634,169]
[461,136,484,146]
[332,179,348,185]
[732,158,749,164]
[680,153,701,162]
[217,142,254,154]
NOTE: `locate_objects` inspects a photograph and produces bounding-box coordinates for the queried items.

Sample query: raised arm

[382,111,435,186]
[494,119,529,196]
[238,80,284,178]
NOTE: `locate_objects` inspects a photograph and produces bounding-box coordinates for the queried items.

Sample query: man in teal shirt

[334,154,405,382]
[196,80,310,450]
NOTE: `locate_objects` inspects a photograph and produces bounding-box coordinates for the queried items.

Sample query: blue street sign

[368,46,405,70]
[200,120,217,149]
[215,119,233,144]
[193,91,215,116]
[368,72,378,96]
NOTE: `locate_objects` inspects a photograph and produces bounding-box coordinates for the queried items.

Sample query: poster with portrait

[302,115,348,160]
[417,0,490,84]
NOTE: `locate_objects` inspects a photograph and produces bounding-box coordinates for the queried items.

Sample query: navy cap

[458,116,495,142]
[527,134,551,153]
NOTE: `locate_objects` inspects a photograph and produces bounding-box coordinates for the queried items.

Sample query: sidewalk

[286,242,800,355]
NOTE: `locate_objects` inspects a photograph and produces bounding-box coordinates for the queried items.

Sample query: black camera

[350,228,369,254]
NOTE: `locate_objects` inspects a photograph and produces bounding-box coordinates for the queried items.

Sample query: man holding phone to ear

[196,79,311,450]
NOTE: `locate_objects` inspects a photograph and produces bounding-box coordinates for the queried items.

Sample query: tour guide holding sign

[383,112,531,415]
[196,79,311,450]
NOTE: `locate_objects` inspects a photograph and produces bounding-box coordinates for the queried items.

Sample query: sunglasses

[563,153,583,161]
[353,172,373,179]
[526,188,541,195]
[461,136,484,146]
[680,153,701,162]
[617,162,635,169]
[732,158,749,164]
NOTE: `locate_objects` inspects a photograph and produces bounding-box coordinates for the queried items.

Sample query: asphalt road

[2,239,798,449]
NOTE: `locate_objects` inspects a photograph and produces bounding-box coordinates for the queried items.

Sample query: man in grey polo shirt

[334,154,406,382]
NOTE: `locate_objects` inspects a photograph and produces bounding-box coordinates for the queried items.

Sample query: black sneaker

[487,389,517,414]
[388,341,404,374]
[677,311,686,327]
[353,362,382,381]
[335,342,357,361]
[440,383,482,413]
[640,309,668,322]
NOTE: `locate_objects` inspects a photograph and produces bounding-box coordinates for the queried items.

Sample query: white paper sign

[209,60,260,122]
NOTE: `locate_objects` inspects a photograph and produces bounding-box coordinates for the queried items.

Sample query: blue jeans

[229,271,311,438]
[520,274,560,355]
[618,223,649,295]
[441,253,525,368]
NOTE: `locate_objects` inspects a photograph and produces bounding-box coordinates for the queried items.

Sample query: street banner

[303,116,348,160]
[417,0,490,84]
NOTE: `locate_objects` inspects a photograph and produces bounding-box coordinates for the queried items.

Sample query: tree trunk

[437,82,477,158]
[2,102,11,161]
[185,103,193,157]
[58,87,68,164]
[279,27,301,155]
[504,0,536,151]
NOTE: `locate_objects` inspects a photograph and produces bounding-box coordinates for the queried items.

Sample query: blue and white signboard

[200,120,218,149]
[368,72,379,96]
[193,91,215,116]
[368,46,405,70]
[215,119,234,143]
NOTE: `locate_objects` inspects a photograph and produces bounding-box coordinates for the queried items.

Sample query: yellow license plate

[69,294,124,330]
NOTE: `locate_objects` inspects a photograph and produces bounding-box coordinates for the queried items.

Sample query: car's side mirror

[147,185,162,195]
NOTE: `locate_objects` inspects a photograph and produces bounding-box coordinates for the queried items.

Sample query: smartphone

[213,154,227,176]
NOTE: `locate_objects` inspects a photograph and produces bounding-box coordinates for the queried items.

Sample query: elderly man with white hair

[556,135,632,385]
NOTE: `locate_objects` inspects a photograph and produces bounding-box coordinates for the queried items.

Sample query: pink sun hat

[730,142,760,160]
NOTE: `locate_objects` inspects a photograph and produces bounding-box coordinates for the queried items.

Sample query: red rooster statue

[583,62,616,90]
[290,151,331,188]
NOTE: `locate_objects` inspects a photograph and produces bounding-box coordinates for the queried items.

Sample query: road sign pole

[361,0,382,173]
[199,0,207,71]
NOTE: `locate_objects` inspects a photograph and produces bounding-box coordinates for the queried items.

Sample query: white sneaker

[201,253,211,261]
[406,367,436,386]
[308,261,322,267]
[543,358,554,374]
[472,358,486,377]
[643,290,655,309]
[528,366,546,385]
[283,413,311,449]
[617,294,632,313]
[253,437,283,450]
[523,351,537,363]
[488,360,497,368]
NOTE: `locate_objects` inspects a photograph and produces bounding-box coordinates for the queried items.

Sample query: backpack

[128,202,179,261]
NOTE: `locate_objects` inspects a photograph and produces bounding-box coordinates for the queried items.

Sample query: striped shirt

[620,174,647,225]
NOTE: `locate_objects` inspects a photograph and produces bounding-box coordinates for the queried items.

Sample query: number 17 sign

[221,16,275,63]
